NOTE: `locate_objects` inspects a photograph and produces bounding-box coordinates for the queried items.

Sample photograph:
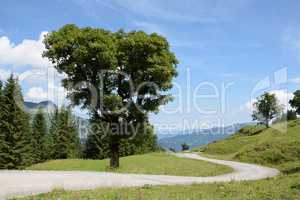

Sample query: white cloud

[0,31,50,69]
[0,32,70,107]
[25,84,68,105]
[18,67,66,85]
[270,90,293,108]
[0,31,70,104]
[0,67,65,86]
[25,87,48,102]
[0,68,11,81]
[47,84,68,106]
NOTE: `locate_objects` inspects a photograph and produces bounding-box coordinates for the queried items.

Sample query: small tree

[252,92,282,128]
[289,90,300,115]
[181,143,190,151]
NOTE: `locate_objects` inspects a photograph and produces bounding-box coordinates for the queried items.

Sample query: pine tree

[66,109,82,158]
[0,75,32,169]
[121,122,158,156]
[84,120,158,159]
[0,80,9,168]
[84,118,110,159]
[42,109,58,160]
[31,107,47,163]
[51,106,81,159]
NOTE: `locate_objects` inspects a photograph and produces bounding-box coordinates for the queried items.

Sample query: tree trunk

[110,140,120,168]
[266,118,269,128]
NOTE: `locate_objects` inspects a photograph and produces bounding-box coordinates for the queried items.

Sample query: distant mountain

[157,123,250,151]
[24,101,57,113]
[156,133,177,140]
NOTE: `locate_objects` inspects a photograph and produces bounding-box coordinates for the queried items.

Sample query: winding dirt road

[0,153,279,200]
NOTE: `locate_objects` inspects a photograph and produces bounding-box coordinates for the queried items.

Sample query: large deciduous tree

[252,92,282,128]
[43,24,178,168]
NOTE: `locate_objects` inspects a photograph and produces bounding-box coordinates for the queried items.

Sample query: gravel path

[0,153,279,200]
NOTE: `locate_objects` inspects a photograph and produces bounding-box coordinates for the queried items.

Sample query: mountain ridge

[24,100,57,112]
[157,123,250,151]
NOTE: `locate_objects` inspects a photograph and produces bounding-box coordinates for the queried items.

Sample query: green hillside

[198,119,300,172]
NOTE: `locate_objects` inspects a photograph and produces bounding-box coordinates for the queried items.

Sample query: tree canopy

[252,92,282,127]
[43,24,178,168]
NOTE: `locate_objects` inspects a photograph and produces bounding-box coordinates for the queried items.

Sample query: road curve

[0,153,279,200]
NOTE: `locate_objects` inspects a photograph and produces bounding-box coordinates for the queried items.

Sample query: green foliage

[290,90,300,114]
[287,110,297,121]
[43,24,178,168]
[0,80,8,167]
[31,107,47,163]
[41,133,55,160]
[84,120,158,159]
[0,75,32,169]
[181,143,190,151]
[83,118,110,159]
[252,92,282,127]
[1,71,158,169]
[50,107,82,159]
[120,123,158,156]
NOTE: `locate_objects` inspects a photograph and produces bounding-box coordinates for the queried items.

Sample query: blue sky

[1,0,300,132]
